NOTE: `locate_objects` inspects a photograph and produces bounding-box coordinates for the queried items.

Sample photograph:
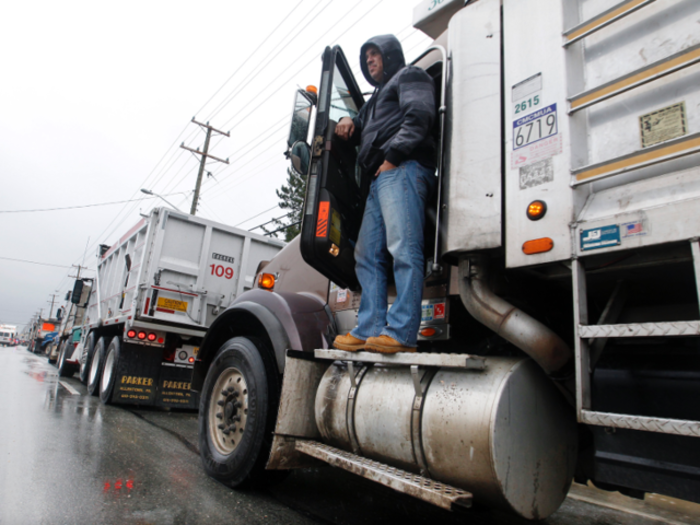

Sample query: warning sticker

[157,297,188,312]
[512,134,562,169]
[316,201,329,237]
[640,102,687,148]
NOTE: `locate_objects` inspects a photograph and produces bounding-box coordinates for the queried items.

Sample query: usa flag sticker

[621,220,646,238]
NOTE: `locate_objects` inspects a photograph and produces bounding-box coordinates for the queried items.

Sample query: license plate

[157,297,188,312]
[513,103,558,150]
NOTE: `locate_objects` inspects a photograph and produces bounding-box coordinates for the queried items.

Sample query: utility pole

[180,118,230,215]
[69,264,88,280]
[47,295,57,319]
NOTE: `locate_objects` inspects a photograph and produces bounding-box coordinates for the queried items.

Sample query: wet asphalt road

[0,346,690,525]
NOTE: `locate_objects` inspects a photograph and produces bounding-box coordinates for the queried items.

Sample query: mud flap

[155,364,199,409]
[111,344,160,405]
[110,344,199,409]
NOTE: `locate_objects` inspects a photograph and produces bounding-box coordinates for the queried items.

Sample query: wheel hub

[209,368,248,455]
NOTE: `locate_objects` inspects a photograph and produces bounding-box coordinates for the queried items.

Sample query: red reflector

[188,357,195,363]
[137,331,146,340]
[127,330,137,339]
[157,337,164,344]
[147,332,157,341]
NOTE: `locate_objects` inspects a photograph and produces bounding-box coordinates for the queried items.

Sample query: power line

[234,204,280,227]
[0,256,88,269]
[0,195,182,214]
[195,0,307,120]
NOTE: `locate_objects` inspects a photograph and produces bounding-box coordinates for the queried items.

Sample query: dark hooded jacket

[351,34,436,175]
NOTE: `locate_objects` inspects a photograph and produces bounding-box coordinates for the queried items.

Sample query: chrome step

[294,440,473,511]
[581,410,700,438]
[579,320,700,338]
[314,349,486,370]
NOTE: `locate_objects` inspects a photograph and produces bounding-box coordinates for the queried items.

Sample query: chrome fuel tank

[315,357,577,520]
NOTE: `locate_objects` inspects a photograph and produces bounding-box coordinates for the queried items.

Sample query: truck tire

[198,337,284,489]
[99,337,121,404]
[47,344,56,364]
[57,340,77,378]
[87,337,107,397]
[79,333,96,384]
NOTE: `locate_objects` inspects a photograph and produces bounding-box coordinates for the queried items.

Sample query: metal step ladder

[295,440,472,512]
[571,239,700,438]
[282,349,483,512]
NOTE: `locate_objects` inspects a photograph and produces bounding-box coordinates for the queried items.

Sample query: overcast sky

[0,0,432,331]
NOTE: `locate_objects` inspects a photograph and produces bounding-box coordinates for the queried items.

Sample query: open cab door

[300,46,367,291]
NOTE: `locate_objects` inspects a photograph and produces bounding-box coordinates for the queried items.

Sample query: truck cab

[194,0,700,519]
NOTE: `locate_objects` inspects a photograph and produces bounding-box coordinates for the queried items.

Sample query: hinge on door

[313,135,324,156]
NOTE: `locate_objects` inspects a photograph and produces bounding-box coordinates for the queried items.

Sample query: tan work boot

[333,333,366,352]
[365,335,416,354]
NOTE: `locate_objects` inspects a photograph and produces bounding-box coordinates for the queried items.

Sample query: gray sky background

[0,0,432,331]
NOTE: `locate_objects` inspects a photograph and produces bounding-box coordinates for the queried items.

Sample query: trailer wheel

[199,337,284,489]
[99,337,121,404]
[79,333,96,384]
[87,337,107,397]
[57,340,77,378]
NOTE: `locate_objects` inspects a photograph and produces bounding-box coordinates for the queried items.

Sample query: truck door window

[329,65,360,123]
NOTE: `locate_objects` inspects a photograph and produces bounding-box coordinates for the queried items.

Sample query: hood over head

[360,34,405,87]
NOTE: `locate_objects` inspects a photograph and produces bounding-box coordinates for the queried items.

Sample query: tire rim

[89,351,101,385]
[209,367,249,455]
[102,348,115,394]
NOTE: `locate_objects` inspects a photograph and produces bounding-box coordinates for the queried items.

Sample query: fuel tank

[315,357,577,520]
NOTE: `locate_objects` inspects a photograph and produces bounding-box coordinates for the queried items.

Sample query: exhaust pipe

[458,256,575,397]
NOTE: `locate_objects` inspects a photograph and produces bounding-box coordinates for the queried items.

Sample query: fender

[192,289,335,392]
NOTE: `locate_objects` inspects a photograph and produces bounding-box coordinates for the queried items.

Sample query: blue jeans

[350,161,436,347]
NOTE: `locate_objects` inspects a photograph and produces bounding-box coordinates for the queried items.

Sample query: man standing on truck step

[333,34,437,354]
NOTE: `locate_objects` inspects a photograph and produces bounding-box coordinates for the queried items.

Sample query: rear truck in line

[0,324,17,346]
[28,317,58,354]
[192,0,700,520]
[76,206,284,408]
[51,279,93,377]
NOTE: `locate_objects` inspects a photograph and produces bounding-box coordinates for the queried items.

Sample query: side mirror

[71,280,84,305]
[289,141,311,177]
[287,88,315,150]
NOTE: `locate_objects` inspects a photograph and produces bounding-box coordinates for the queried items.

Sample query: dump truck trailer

[77,207,284,408]
[192,0,700,520]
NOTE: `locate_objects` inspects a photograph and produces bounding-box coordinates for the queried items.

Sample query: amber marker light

[527,200,547,221]
[522,238,554,255]
[306,85,318,95]
[258,273,275,291]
